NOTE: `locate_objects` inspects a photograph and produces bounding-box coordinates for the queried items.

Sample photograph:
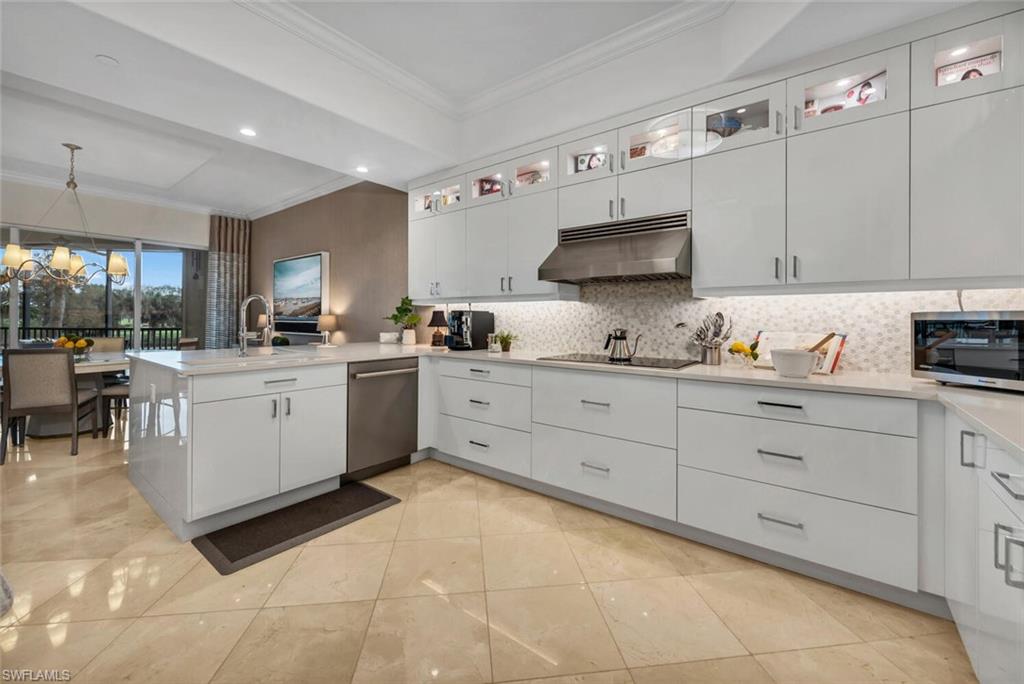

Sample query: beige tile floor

[0,424,976,683]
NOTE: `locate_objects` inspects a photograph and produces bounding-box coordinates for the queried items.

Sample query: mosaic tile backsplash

[467,283,1023,375]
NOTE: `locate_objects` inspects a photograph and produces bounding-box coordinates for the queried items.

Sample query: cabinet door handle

[468,440,490,449]
[264,378,298,385]
[580,461,611,473]
[508,275,513,292]
[993,471,1024,500]
[791,255,798,279]
[507,179,514,196]
[793,105,801,130]
[757,448,804,462]
[500,276,505,292]
[469,399,491,406]
[580,399,611,408]
[620,197,625,218]
[757,400,804,411]
[353,368,418,380]
[609,152,614,173]
[995,523,1015,569]
[285,397,291,416]
[271,398,277,419]
[776,110,782,135]
[469,368,490,375]
[619,150,626,171]
[1004,535,1024,589]
[608,199,614,219]
[774,256,781,280]
[758,512,805,530]
[500,180,506,198]
[960,430,978,468]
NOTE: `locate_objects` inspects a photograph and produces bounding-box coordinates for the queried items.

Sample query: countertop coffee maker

[446,310,494,351]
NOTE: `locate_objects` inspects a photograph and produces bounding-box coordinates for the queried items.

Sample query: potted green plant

[385,296,422,345]
[495,330,518,353]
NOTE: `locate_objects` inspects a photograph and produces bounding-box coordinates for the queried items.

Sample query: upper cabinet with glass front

[408,176,463,220]
[911,11,1024,109]
[693,82,787,157]
[558,131,617,186]
[616,110,691,173]
[787,46,909,135]
[464,148,557,208]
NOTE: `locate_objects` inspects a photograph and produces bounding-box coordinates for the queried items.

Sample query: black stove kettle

[604,328,641,364]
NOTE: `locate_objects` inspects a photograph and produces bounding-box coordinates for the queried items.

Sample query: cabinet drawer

[533,423,676,519]
[984,439,1024,522]
[438,376,531,432]
[438,358,532,387]
[677,466,918,590]
[677,380,917,437]
[534,367,676,447]
[436,415,531,478]
[192,364,348,404]
[678,408,917,512]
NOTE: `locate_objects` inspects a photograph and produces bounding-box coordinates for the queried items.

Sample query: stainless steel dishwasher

[346,357,419,479]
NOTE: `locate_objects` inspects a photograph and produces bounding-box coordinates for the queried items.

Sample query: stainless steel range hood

[538,211,691,284]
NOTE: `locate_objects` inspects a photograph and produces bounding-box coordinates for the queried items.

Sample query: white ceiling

[294,2,674,102]
[0,1,978,219]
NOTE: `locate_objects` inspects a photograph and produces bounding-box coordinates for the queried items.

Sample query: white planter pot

[402,329,417,345]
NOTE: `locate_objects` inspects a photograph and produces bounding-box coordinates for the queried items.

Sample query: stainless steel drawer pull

[775,110,782,135]
[271,398,277,419]
[758,513,805,530]
[793,105,801,130]
[264,377,298,385]
[580,399,611,408]
[993,471,1024,500]
[995,523,1015,569]
[1004,536,1024,589]
[353,368,418,380]
[773,256,780,280]
[468,440,490,449]
[469,399,491,406]
[756,400,804,411]
[580,461,611,473]
[469,368,490,375]
[285,397,291,416]
[608,199,614,219]
[960,430,978,468]
[757,448,804,462]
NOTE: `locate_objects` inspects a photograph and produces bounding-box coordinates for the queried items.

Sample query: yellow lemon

[64,342,75,349]
[730,341,750,355]
[55,336,67,345]
[75,339,87,349]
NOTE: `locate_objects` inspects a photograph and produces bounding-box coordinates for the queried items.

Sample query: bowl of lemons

[53,335,95,360]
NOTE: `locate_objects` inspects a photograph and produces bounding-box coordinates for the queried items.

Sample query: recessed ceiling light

[735,108,747,114]
[836,78,852,87]
[94,54,120,68]
[239,127,256,137]
[355,166,369,173]
[951,46,969,57]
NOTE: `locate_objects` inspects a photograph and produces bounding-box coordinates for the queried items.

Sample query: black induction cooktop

[537,353,699,370]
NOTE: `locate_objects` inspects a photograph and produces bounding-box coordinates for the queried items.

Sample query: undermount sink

[176,349,293,367]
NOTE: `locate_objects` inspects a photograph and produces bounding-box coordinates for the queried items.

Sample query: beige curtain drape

[204,216,251,349]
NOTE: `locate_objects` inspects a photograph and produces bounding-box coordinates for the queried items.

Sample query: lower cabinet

[191,384,347,519]
[677,465,919,590]
[280,385,347,491]
[192,393,282,519]
[436,414,531,478]
[531,423,676,519]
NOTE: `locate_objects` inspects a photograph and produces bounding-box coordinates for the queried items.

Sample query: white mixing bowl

[771,349,820,378]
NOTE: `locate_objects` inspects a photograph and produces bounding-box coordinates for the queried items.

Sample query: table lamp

[428,309,448,347]
[317,314,338,347]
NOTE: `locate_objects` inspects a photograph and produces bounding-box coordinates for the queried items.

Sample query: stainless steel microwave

[912,311,1023,392]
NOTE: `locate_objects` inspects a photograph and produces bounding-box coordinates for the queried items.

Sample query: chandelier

[2,143,130,286]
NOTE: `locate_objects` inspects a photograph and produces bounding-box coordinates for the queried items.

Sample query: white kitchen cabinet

[617,160,691,221]
[433,210,467,298]
[192,394,281,519]
[911,87,1024,281]
[559,130,618,186]
[617,110,691,173]
[507,190,561,296]
[558,175,618,229]
[465,162,509,208]
[466,202,508,297]
[408,217,436,300]
[693,81,787,157]
[692,139,786,290]
[437,414,531,478]
[787,112,910,285]
[280,385,348,491]
[508,147,558,198]
[788,46,909,135]
[408,175,464,220]
[911,11,1024,109]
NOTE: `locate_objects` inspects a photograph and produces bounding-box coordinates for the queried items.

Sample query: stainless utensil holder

[701,346,722,365]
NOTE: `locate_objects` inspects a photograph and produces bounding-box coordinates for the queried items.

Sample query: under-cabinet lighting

[355,166,369,173]
[951,46,969,57]
[836,79,852,87]
[735,108,747,114]
[239,127,256,137]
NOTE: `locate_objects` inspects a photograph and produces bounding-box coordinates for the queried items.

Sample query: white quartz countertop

[130,342,1023,458]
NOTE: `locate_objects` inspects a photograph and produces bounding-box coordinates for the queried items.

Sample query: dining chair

[178,337,199,351]
[1,349,99,463]
[91,336,126,353]
[100,383,130,436]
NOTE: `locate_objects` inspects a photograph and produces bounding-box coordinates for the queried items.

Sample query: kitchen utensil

[771,349,819,378]
[605,328,641,364]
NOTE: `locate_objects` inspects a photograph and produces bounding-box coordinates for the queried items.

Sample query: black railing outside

[1,327,183,350]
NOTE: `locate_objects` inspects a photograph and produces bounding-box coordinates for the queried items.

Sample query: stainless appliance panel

[347,357,419,474]
[912,311,1023,392]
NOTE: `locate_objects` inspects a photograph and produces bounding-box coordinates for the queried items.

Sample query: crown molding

[247,175,363,220]
[235,0,459,118]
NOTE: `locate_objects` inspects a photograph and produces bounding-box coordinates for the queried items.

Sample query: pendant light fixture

[2,143,130,285]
